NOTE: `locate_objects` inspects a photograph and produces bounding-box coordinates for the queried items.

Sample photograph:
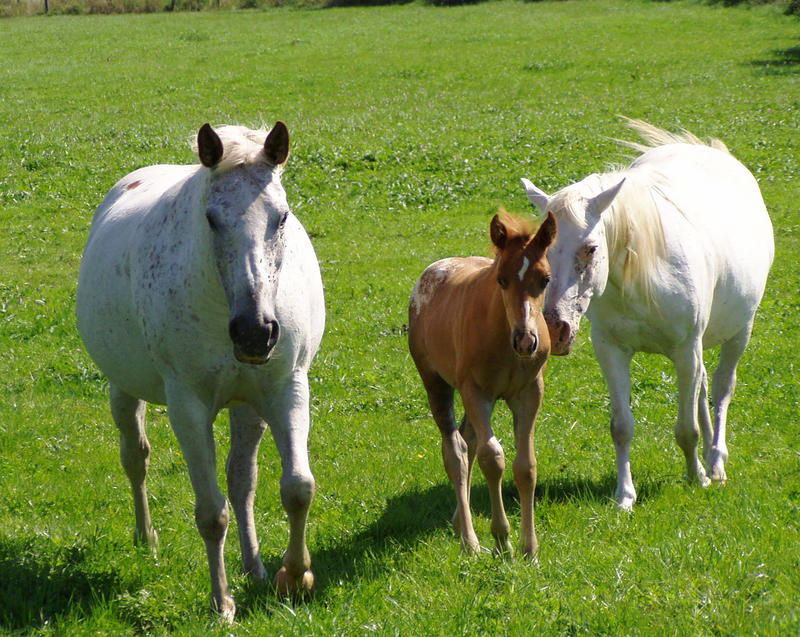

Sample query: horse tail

[616,116,729,154]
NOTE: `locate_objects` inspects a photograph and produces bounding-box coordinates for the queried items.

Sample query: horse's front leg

[110,384,158,553]
[165,382,234,622]
[461,384,509,555]
[592,335,637,510]
[507,376,544,560]
[673,343,711,487]
[261,372,315,598]
[227,405,268,582]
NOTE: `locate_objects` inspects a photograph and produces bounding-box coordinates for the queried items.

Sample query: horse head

[198,121,291,364]
[521,177,624,355]
[489,209,557,359]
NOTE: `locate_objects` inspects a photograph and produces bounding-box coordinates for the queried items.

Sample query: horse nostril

[265,319,279,347]
[229,315,245,343]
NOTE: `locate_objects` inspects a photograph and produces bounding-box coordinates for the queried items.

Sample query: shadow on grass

[240,470,663,614]
[0,535,126,632]
[751,41,800,75]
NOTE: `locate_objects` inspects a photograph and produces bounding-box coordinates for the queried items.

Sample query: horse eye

[497,276,508,290]
[543,275,551,287]
[586,245,598,257]
[280,210,289,227]
[206,213,219,232]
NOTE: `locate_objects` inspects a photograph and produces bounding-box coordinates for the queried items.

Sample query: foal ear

[533,211,558,251]
[521,178,550,214]
[198,123,223,168]
[490,214,508,250]
[264,121,290,166]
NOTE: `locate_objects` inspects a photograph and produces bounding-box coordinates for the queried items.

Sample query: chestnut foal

[408,210,556,557]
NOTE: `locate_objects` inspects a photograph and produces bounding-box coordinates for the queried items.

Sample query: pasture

[0,0,798,633]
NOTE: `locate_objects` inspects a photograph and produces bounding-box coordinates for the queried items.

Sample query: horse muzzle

[229,314,280,364]
[544,312,574,356]
[512,328,538,358]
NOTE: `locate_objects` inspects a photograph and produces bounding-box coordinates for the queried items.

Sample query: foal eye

[497,276,508,290]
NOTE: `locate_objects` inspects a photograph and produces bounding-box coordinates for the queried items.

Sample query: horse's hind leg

[421,370,479,554]
[452,414,477,535]
[673,343,711,487]
[227,405,268,581]
[708,321,753,483]
[110,383,158,552]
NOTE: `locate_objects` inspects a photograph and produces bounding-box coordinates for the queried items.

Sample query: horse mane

[616,116,729,155]
[550,119,730,304]
[191,125,279,173]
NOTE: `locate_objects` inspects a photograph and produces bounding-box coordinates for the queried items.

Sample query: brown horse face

[490,212,557,358]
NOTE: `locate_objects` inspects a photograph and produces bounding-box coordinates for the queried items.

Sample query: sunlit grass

[0,0,798,633]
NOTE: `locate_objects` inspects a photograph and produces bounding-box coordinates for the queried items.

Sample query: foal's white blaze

[521,119,773,510]
[518,256,530,281]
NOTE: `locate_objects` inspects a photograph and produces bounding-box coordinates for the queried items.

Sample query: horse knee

[610,413,634,447]
[281,473,315,515]
[512,455,536,491]
[120,437,150,482]
[195,500,230,544]
[477,438,505,482]
[674,420,700,451]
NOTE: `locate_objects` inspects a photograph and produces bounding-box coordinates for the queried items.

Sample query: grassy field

[1,0,799,634]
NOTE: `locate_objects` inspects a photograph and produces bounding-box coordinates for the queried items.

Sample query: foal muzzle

[512,328,538,358]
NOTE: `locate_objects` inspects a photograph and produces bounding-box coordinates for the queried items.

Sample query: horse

[521,119,774,510]
[76,121,325,621]
[408,210,557,557]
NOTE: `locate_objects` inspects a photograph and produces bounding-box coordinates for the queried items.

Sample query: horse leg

[452,414,477,536]
[262,373,316,598]
[708,321,753,483]
[227,405,268,581]
[592,337,637,510]
[673,343,711,487]
[110,383,158,552]
[166,384,234,622]
[421,370,479,553]
[507,376,543,560]
[461,384,509,556]
[697,367,714,472]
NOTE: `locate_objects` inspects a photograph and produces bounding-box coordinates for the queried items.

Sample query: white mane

[191,125,280,174]
[550,120,730,303]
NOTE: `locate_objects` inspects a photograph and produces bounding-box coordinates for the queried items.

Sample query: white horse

[521,119,774,510]
[77,121,325,620]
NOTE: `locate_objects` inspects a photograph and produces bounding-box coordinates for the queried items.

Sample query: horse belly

[77,202,168,404]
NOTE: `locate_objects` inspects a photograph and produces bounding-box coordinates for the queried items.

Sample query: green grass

[1,0,799,634]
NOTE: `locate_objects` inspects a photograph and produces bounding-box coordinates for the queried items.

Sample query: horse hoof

[274,566,314,600]
[212,593,236,624]
[492,540,514,560]
[616,496,635,511]
[134,527,159,555]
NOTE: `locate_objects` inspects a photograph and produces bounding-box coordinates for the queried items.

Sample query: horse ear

[264,121,290,166]
[521,178,550,214]
[533,211,557,251]
[198,123,223,168]
[587,178,625,219]
[490,214,508,250]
